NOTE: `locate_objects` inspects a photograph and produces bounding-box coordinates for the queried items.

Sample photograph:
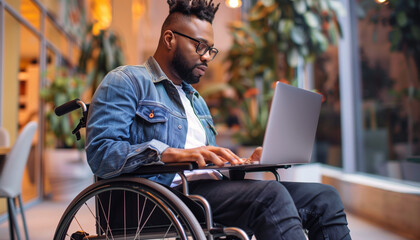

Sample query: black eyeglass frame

[172,30,218,61]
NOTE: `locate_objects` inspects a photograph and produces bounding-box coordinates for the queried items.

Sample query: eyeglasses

[172,31,219,61]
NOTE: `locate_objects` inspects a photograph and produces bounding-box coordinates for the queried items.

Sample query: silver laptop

[258,82,322,165]
[205,81,322,170]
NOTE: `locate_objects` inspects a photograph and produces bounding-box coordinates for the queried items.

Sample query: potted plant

[40,68,86,149]
[40,68,91,200]
[225,0,343,147]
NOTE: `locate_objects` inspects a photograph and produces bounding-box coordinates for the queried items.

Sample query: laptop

[210,81,322,168]
[257,82,322,165]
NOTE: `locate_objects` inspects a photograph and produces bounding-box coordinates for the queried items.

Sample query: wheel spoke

[135,204,157,239]
[163,221,175,239]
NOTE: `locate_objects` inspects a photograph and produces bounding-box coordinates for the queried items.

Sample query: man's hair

[166,0,220,24]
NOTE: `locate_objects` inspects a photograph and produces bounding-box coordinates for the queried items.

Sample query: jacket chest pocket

[136,104,169,143]
[198,117,217,146]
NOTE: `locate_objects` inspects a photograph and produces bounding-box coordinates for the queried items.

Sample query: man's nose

[200,50,212,62]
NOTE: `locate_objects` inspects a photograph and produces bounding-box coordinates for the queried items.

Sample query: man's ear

[163,30,175,50]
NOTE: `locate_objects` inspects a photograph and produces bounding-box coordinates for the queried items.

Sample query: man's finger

[199,149,224,166]
[191,153,207,168]
[207,146,242,164]
[249,147,263,162]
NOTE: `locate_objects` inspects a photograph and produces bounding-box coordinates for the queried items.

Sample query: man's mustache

[193,63,208,68]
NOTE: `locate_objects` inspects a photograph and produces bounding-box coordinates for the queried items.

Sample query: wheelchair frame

[53,99,289,240]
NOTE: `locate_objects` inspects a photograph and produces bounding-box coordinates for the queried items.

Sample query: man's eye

[197,43,208,51]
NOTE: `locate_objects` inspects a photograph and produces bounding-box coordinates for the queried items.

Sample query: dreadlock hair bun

[167,0,220,23]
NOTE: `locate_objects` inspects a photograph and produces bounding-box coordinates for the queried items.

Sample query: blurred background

[0,0,419,239]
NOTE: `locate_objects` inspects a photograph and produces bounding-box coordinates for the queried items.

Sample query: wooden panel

[323,175,420,240]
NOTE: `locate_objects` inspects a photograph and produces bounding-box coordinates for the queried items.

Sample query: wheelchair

[53,99,289,240]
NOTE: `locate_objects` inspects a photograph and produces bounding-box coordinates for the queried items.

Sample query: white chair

[0,127,9,146]
[0,121,37,240]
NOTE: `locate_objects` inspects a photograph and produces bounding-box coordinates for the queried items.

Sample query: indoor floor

[0,196,410,240]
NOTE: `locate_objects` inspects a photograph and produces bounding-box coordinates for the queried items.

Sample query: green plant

[40,68,86,149]
[41,24,124,149]
[78,23,124,96]
[226,0,343,145]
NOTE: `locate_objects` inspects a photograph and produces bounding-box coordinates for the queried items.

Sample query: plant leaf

[304,12,320,28]
[287,48,299,67]
[294,0,307,14]
[411,25,420,40]
[291,26,307,45]
[396,11,407,27]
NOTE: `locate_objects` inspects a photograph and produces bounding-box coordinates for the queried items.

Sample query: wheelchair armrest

[228,165,292,181]
[129,162,199,175]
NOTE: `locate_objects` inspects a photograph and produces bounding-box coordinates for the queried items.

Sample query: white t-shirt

[175,85,207,148]
[171,85,222,186]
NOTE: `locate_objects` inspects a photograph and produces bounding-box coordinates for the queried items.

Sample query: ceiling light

[225,0,242,9]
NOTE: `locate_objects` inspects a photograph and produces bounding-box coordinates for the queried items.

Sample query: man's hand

[245,147,263,164]
[161,146,244,168]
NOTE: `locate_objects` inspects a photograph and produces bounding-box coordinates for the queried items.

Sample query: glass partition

[0,8,22,216]
[46,17,69,59]
[314,46,342,167]
[19,23,41,202]
[3,9,21,143]
[1,0,86,208]
[20,0,40,31]
[41,47,57,197]
[38,0,59,15]
[357,0,420,182]
[71,43,81,67]
[5,0,20,11]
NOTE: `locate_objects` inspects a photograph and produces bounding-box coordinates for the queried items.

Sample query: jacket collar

[145,56,200,98]
[182,82,200,98]
[145,56,169,83]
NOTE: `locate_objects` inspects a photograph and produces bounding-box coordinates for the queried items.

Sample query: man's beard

[172,48,206,84]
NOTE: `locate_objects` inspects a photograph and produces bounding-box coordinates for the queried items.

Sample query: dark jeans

[186,179,351,240]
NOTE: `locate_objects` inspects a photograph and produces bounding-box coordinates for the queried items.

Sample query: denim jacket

[86,56,217,186]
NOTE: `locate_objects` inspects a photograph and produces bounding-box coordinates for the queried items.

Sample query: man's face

[171,46,205,84]
[171,17,215,84]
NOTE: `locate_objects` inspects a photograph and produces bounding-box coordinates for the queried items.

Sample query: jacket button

[178,125,182,130]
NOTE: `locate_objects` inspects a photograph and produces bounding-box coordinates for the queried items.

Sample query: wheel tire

[54,177,206,240]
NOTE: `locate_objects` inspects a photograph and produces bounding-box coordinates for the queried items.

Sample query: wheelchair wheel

[54,177,206,240]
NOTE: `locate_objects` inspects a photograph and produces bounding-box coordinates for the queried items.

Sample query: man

[86,0,351,239]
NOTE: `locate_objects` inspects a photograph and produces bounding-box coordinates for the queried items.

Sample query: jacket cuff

[148,139,170,161]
